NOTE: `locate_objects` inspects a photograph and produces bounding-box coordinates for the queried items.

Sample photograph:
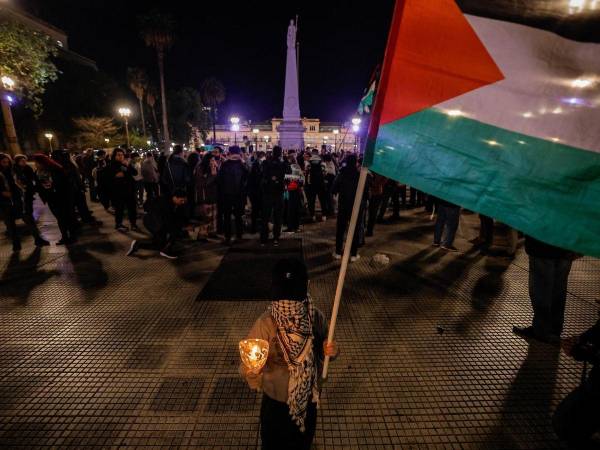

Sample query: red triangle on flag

[379,0,504,125]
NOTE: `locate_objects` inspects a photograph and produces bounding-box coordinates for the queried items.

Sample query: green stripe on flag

[368,108,600,257]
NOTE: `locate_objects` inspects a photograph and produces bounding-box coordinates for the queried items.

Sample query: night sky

[23,0,396,123]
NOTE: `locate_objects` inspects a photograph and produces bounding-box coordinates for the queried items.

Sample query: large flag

[365,0,600,257]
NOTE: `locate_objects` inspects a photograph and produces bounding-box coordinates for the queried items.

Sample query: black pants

[75,190,94,223]
[222,195,244,240]
[260,394,317,450]
[144,183,159,203]
[261,193,284,243]
[249,191,262,234]
[113,194,137,227]
[86,175,98,201]
[306,187,327,219]
[336,206,360,256]
[479,214,494,248]
[48,198,76,241]
[367,194,383,235]
[378,185,400,220]
[287,190,301,231]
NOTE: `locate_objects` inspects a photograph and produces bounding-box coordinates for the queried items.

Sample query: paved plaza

[0,200,598,449]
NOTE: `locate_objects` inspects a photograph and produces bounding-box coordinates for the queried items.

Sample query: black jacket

[109,161,137,197]
[143,195,185,236]
[332,166,361,211]
[261,158,290,196]
[217,156,248,198]
[161,155,191,195]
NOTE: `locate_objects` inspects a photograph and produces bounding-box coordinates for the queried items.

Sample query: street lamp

[118,107,131,148]
[252,128,259,152]
[230,116,240,145]
[0,75,20,155]
[44,132,54,151]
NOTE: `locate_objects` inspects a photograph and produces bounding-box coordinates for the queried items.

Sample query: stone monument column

[278,19,305,150]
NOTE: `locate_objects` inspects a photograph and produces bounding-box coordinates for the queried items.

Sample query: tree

[127,67,148,138]
[200,77,226,144]
[168,87,209,145]
[138,10,174,150]
[72,117,120,148]
[146,84,161,142]
[0,19,58,116]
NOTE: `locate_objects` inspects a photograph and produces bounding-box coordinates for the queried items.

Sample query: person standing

[260,146,289,246]
[109,148,138,232]
[513,236,577,344]
[13,155,49,247]
[285,154,304,233]
[322,153,337,217]
[377,179,401,222]
[81,149,98,202]
[305,149,327,222]
[332,154,363,262]
[194,153,219,240]
[94,150,111,212]
[33,153,78,245]
[432,196,461,252]
[161,145,191,197]
[366,173,387,237]
[141,152,160,203]
[217,146,248,245]
[240,258,339,450]
[248,151,266,234]
[131,152,144,206]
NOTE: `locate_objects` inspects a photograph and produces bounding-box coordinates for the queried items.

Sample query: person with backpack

[260,146,290,246]
[305,149,327,222]
[240,258,339,450]
[217,146,248,245]
[126,188,188,260]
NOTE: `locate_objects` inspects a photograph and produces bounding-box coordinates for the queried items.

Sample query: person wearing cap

[240,258,339,449]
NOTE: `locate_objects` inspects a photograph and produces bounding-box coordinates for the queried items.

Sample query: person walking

[109,148,138,232]
[513,236,577,344]
[285,153,304,233]
[260,146,289,246]
[332,154,363,262]
[432,196,461,252]
[194,153,219,240]
[305,149,327,222]
[217,146,248,245]
[126,188,188,260]
[240,258,339,450]
[141,152,160,204]
[33,153,78,245]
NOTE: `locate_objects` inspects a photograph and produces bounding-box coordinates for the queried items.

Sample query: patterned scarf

[269,297,319,432]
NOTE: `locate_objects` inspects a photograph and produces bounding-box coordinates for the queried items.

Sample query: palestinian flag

[365,0,600,257]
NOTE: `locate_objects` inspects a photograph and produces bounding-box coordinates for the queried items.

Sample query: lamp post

[352,117,361,152]
[252,128,259,153]
[44,132,54,151]
[1,75,20,156]
[230,116,240,145]
[118,107,131,148]
[333,129,339,153]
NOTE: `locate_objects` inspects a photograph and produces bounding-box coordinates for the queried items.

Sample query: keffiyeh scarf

[269,296,319,432]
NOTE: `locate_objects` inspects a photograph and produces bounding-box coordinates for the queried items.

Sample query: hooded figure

[241,258,339,450]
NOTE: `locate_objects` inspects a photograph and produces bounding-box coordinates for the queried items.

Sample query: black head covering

[271,258,308,302]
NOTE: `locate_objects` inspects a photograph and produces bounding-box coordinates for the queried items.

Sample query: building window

[309,126,316,131]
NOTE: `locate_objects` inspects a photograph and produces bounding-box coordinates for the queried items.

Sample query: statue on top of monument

[287,19,296,49]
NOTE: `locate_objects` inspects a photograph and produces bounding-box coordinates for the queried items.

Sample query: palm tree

[146,84,161,142]
[127,67,148,138]
[138,10,174,150]
[72,117,119,148]
[200,77,226,144]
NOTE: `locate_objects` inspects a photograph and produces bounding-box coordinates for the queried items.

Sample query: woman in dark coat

[32,153,77,245]
[109,148,138,232]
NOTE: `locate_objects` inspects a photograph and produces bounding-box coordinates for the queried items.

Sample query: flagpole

[322,0,407,380]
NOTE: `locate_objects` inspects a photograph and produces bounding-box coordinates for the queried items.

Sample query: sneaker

[350,255,361,263]
[34,238,50,247]
[333,253,342,260]
[441,245,458,252]
[159,250,178,260]
[115,224,129,232]
[513,326,536,339]
[126,240,138,256]
[273,240,280,247]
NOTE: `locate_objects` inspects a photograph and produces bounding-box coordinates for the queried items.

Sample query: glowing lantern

[239,339,269,373]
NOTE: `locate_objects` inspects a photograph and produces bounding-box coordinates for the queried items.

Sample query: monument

[278,19,305,150]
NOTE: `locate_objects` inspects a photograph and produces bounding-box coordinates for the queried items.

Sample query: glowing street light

[44,132,54,151]
[104,138,110,145]
[230,116,240,145]
[0,75,20,155]
[118,107,132,148]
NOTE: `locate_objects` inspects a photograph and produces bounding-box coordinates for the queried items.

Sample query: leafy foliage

[168,87,209,144]
[72,117,120,148]
[200,77,226,108]
[0,19,59,116]
[137,10,175,54]
[127,67,148,102]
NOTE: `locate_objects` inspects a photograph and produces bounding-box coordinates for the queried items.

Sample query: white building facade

[191,118,361,152]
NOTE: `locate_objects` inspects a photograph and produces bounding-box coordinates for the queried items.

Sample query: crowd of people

[1,143,434,260]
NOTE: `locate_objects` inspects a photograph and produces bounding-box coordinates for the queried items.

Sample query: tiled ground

[0,199,598,449]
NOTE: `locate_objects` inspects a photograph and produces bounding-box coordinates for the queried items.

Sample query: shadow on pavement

[0,247,59,303]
